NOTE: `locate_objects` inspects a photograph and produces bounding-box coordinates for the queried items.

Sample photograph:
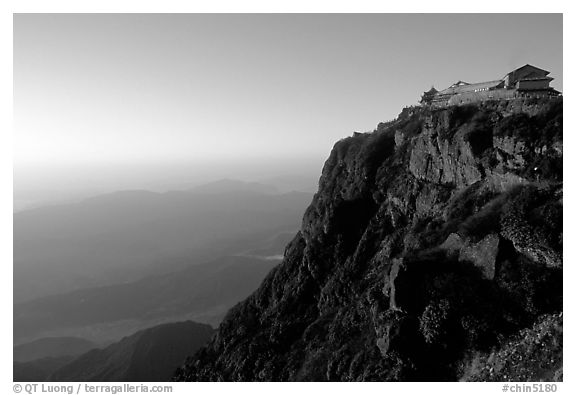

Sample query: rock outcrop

[174,98,562,381]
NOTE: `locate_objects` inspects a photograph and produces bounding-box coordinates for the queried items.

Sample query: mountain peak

[175,98,563,381]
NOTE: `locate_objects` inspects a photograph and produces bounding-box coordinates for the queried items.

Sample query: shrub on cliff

[419,299,451,345]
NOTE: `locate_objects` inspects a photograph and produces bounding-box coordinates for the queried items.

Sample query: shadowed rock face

[174,98,562,382]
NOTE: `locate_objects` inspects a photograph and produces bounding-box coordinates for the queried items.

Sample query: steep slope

[49,321,213,382]
[462,313,562,381]
[175,98,562,381]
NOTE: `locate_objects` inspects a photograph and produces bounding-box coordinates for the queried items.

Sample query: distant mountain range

[14,337,97,382]
[13,178,315,381]
[14,356,75,382]
[14,179,313,302]
[16,321,213,382]
[187,179,279,195]
[14,336,96,363]
[15,255,279,344]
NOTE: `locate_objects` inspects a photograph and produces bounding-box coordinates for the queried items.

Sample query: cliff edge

[175,98,563,381]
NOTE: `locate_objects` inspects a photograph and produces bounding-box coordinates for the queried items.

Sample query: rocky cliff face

[174,98,563,381]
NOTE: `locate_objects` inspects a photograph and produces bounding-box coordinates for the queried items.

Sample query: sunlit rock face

[174,98,562,382]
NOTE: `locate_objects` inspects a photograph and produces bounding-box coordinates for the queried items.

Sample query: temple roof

[448,81,470,88]
[518,76,554,82]
[438,80,504,96]
[505,64,550,78]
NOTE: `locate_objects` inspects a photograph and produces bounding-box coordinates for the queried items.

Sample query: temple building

[419,87,438,105]
[503,64,555,90]
[421,64,560,107]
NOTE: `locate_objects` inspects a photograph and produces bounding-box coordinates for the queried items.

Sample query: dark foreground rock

[174,98,562,381]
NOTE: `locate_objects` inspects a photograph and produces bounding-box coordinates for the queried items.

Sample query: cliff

[174,98,563,381]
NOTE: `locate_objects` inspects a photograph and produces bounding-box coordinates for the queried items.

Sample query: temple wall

[517,80,550,91]
[446,89,516,105]
[431,88,558,108]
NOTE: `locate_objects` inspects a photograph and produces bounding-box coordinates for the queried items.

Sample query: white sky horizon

[13,13,563,207]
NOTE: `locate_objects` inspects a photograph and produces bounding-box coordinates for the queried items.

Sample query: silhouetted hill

[175,98,562,381]
[14,181,312,302]
[14,336,96,362]
[49,321,213,382]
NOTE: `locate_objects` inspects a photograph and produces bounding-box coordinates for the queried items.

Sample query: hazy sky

[13,14,562,201]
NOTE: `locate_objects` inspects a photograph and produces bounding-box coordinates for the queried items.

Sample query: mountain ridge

[15,255,279,344]
[14,336,96,362]
[49,321,214,382]
[14,180,312,303]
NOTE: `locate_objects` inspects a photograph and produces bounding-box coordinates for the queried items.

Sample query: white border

[2,2,572,394]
